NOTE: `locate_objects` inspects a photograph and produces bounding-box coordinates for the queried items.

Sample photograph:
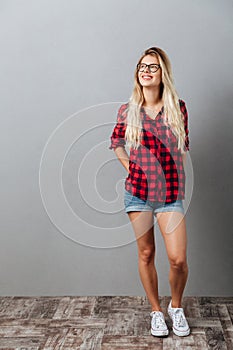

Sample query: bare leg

[127,211,162,312]
[156,211,189,308]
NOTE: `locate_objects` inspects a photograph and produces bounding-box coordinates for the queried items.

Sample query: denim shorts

[124,189,184,215]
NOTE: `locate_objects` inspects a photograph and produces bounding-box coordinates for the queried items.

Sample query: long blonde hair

[125,47,186,154]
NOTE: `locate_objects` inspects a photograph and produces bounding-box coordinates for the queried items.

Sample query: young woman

[109,47,190,337]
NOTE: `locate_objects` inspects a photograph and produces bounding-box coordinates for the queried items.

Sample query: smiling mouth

[142,75,153,80]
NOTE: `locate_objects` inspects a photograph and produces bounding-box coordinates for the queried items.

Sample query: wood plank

[0,297,35,319]
[163,335,194,349]
[205,326,228,350]
[183,318,221,328]
[227,304,233,323]
[29,297,61,319]
[0,337,42,349]
[101,335,163,350]
[218,318,233,350]
[0,318,106,327]
[200,303,231,319]
[102,310,151,336]
[53,296,96,319]
[198,297,233,305]
[93,296,150,317]
[40,327,104,350]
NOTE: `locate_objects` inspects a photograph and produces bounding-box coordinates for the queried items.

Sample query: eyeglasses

[137,63,161,73]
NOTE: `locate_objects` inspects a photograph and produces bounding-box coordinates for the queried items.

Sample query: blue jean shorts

[124,189,184,215]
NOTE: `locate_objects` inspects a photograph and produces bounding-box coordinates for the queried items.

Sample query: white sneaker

[167,300,190,336]
[150,310,169,337]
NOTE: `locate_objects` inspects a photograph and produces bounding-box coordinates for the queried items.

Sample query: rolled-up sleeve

[179,99,190,151]
[109,104,127,150]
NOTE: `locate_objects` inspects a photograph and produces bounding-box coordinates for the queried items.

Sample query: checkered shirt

[109,99,190,203]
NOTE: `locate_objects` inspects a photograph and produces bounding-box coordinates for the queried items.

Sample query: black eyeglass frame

[137,63,161,73]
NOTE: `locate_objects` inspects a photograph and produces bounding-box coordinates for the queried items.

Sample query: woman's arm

[114,146,130,173]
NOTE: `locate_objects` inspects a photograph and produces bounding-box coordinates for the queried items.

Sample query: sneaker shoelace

[151,312,166,328]
[173,309,187,327]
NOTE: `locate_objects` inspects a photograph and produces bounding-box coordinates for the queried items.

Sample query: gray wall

[0,0,232,296]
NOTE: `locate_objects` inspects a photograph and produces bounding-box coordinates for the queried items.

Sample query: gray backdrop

[1,0,232,296]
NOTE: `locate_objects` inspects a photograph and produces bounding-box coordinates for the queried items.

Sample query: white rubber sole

[151,328,169,337]
[172,326,190,337]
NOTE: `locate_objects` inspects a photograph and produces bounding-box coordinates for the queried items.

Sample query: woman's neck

[142,87,163,108]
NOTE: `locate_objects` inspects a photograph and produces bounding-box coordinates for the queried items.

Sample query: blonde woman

[109,47,190,337]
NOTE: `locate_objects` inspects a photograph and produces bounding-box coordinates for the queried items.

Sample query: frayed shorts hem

[125,206,184,214]
[124,190,184,215]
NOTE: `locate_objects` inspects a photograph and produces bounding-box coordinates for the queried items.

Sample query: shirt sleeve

[109,104,127,150]
[179,99,190,151]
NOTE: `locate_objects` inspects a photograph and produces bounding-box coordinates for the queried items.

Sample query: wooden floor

[0,296,232,349]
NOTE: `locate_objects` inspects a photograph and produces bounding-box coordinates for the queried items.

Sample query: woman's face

[137,54,162,88]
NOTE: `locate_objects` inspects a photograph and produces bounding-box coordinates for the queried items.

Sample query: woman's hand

[114,146,130,173]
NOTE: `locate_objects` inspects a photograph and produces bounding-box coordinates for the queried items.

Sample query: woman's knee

[169,257,188,271]
[138,247,155,264]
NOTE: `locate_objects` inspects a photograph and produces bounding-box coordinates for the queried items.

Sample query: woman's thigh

[155,211,188,263]
[127,211,155,250]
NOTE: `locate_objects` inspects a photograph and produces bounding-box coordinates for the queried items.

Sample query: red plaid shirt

[109,99,190,203]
